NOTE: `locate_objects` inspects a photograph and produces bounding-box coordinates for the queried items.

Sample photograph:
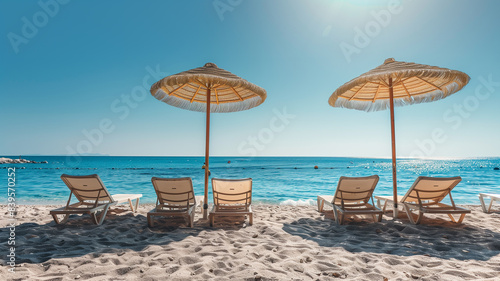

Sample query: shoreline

[0,202,487,207]
[1,204,499,280]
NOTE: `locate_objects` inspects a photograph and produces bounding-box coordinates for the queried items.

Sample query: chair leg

[51,213,69,224]
[457,213,466,224]
[60,214,70,224]
[186,212,195,228]
[448,213,457,223]
[51,214,59,224]
[249,213,253,225]
[339,213,345,225]
[147,214,153,227]
[377,199,388,212]
[317,197,324,212]
[91,213,98,225]
[128,199,134,212]
[488,199,495,213]
[333,207,344,225]
[198,199,204,214]
[479,194,488,213]
[332,207,339,224]
[93,206,110,225]
[51,214,61,224]
[448,213,467,224]
[135,198,140,213]
[97,211,107,225]
[378,213,383,222]
[209,214,214,227]
[415,211,424,224]
[404,204,418,224]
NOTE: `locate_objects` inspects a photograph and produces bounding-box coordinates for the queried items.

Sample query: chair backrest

[401,176,462,205]
[151,177,196,209]
[212,178,252,210]
[60,174,114,204]
[332,175,379,206]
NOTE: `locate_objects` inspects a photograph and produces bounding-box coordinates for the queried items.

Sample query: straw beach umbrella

[150,62,267,219]
[328,58,470,218]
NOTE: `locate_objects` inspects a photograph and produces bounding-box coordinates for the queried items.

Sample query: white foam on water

[279,199,316,206]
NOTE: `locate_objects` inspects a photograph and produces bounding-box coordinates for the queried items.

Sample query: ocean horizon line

[3,155,500,160]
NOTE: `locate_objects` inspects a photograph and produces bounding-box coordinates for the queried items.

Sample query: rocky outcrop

[0,157,47,164]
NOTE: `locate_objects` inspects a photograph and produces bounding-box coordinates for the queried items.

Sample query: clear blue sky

[1,0,499,158]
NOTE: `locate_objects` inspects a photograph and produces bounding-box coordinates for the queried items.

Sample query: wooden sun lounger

[209,178,253,227]
[478,193,500,213]
[375,176,470,224]
[147,177,202,227]
[50,174,142,225]
[317,175,383,225]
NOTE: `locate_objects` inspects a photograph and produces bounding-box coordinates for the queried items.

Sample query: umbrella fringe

[334,81,462,112]
[338,65,470,93]
[154,90,263,113]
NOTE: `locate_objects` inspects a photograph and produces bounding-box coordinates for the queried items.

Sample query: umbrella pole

[203,87,211,220]
[388,77,398,219]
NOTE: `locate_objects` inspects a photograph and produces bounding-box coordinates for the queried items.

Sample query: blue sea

[1,156,499,205]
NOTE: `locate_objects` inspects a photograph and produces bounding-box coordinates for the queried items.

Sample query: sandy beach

[3,0,500,280]
[1,204,499,280]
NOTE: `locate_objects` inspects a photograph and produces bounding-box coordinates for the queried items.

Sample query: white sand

[1,204,500,280]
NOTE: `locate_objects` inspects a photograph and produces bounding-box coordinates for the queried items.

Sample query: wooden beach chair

[50,174,142,225]
[375,176,470,224]
[478,193,500,213]
[317,175,383,225]
[209,178,253,227]
[147,177,202,227]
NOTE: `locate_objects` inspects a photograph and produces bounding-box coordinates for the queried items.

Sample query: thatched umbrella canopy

[329,58,470,217]
[151,62,266,113]
[151,62,266,219]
